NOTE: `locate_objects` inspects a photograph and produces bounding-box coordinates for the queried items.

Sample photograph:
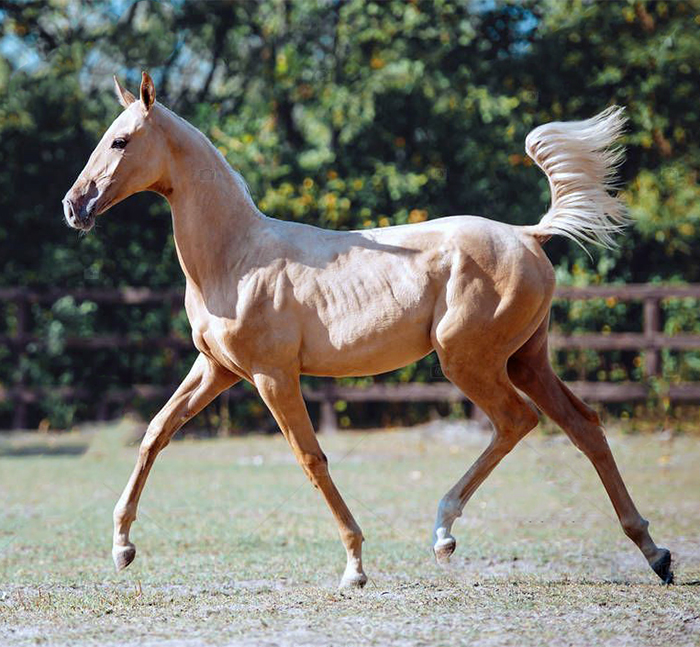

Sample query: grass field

[1,418,699,646]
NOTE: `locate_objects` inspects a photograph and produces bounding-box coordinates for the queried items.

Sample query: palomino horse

[63,73,673,588]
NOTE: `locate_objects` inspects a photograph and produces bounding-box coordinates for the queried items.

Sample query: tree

[1,0,698,429]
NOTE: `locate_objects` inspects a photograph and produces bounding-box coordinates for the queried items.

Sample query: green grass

[1,419,698,646]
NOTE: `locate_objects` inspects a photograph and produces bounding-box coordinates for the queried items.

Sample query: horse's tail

[523,106,628,249]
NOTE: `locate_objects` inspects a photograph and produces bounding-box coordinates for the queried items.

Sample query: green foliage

[0,0,699,428]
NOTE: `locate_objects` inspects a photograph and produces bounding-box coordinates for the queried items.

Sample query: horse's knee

[299,451,328,478]
[139,425,168,459]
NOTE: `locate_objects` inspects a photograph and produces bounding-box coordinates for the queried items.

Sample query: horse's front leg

[112,353,239,571]
[253,369,367,589]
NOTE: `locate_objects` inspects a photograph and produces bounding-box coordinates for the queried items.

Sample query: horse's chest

[184,289,249,370]
[188,293,296,375]
[189,317,251,374]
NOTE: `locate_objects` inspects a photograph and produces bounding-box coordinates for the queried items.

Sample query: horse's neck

[158,108,267,291]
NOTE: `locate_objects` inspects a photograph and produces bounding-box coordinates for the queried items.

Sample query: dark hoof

[112,543,136,572]
[650,548,674,584]
[433,537,457,564]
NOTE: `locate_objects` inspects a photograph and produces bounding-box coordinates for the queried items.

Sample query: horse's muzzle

[63,197,96,231]
[63,182,99,231]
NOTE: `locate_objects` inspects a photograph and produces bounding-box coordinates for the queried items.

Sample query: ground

[0,419,698,646]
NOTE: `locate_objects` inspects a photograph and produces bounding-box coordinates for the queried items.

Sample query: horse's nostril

[63,198,80,223]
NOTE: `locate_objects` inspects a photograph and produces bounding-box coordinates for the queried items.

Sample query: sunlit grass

[0,420,698,646]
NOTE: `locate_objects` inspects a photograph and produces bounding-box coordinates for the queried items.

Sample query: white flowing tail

[524,106,628,249]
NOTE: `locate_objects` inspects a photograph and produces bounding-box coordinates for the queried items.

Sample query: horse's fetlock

[623,516,649,541]
[438,496,462,523]
[341,527,364,549]
[113,503,135,526]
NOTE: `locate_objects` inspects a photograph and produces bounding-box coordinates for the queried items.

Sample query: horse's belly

[299,305,434,377]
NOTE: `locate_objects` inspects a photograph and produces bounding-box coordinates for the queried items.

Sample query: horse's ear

[140,71,156,114]
[113,75,136,108]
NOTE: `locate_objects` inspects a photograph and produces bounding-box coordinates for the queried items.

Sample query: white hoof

[339,570,368,590]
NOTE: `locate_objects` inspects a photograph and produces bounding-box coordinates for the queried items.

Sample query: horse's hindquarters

[431,227,555,372]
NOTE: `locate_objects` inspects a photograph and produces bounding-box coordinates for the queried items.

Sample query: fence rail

[1,284,699,431]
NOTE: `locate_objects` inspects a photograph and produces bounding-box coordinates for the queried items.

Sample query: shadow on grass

[0,444,88,458]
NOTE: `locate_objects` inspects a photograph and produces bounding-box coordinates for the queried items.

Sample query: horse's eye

[111,138,128,150]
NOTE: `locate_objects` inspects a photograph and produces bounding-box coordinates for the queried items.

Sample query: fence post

[643,297,661,378]
[2,285,699,428]
[12,295,28,429]
[218,388,231,436]
[318,399,338,434]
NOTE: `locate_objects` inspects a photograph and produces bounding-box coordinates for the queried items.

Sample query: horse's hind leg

[432,361,539,562]
[507,323,673,583]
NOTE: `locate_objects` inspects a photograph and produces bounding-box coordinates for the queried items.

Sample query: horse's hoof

[650,548,674,584]
[433,536,457,564]
[112,543,136,572]
[339,571,368,590]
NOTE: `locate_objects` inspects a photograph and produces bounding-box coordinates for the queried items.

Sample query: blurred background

[0,0,698,434]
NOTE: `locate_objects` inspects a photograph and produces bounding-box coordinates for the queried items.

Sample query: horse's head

[63,72,165,232]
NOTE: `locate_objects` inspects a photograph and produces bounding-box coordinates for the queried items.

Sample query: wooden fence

[1,284,699,431]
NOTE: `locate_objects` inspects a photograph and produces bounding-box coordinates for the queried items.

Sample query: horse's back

[284,215,555,375]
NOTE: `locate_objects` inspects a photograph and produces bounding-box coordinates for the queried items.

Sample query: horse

[63,72,673,588]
